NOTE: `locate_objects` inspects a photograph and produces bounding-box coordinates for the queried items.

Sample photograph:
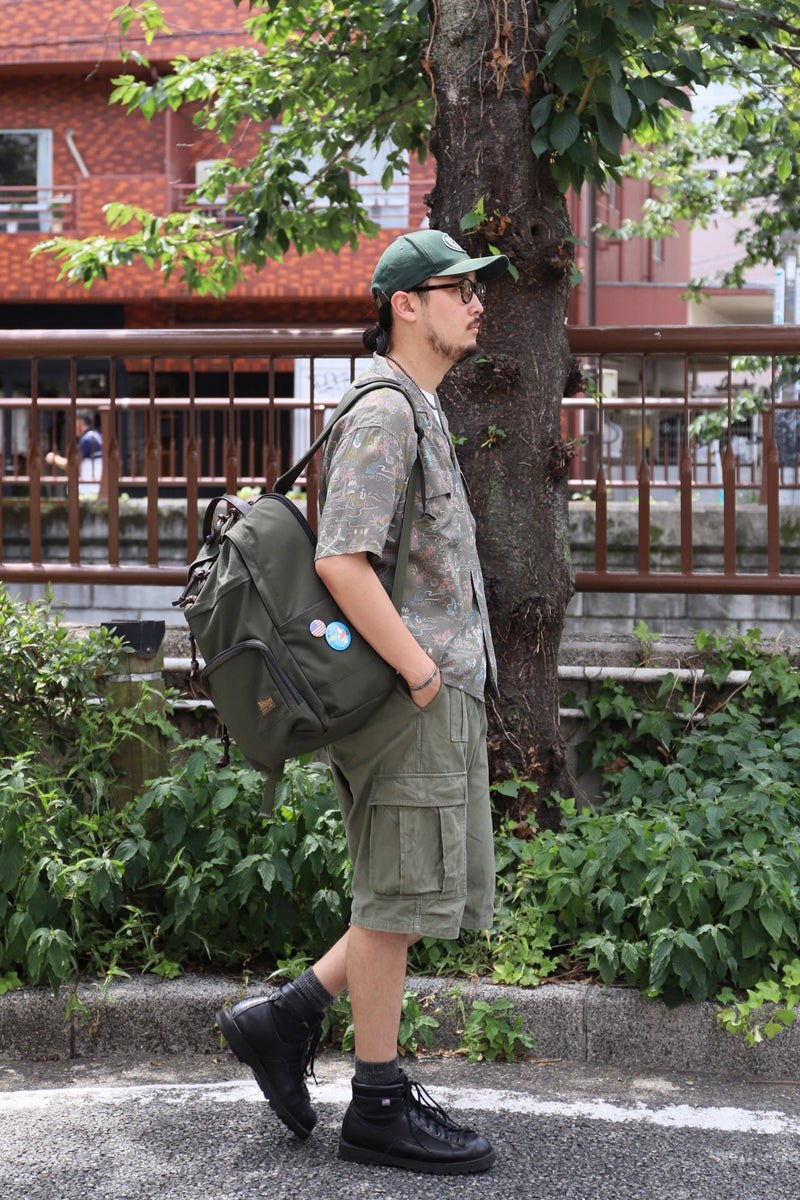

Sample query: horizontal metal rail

[1,324,800,596]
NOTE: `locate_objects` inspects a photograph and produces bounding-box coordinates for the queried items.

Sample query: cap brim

[436,253,510,282]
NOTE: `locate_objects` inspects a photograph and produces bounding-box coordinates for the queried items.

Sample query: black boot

[338,1071,496,1174]
[216,982,323,1140]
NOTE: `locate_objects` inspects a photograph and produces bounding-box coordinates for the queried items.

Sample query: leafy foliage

[452,991,537,1062]
[325,987,444,1057]
[548,629,800,1005]
[0,586,129,784]
[34,0,800,294]
[35,0,431,293]
[4,598,800,1042]
[599,6,800,287]
[0,740,350,991]
[0,586,165,988]
[126,747,352,970]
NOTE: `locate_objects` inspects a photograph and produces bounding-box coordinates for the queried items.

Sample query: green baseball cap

[371,229,509,304]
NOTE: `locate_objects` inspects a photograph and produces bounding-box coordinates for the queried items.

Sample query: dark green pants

[328,681,495,939]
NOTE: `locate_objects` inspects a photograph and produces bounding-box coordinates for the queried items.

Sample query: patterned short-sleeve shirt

[315,354,496,699]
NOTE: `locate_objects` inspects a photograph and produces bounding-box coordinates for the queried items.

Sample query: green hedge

[2,589,799,1045]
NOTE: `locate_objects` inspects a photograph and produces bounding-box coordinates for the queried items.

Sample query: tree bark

[427,0,577,823]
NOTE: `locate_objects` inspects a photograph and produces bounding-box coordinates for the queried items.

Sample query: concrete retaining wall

[1,974,797,1079]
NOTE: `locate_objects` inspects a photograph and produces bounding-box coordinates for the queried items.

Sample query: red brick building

[0,0,696,339]
[568,182,691,327]
[0,0,433,335]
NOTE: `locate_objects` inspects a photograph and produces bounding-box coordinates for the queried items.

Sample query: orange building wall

[0,0,255,69]
[2,0,692,331]
[1,75,167,177]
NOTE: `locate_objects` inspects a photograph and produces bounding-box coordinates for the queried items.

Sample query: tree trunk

[427,0,577,824]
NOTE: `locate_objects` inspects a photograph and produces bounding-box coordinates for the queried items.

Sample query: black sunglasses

[410,278,487,304]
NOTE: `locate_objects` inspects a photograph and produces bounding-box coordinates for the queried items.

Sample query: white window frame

[0,128,53,232]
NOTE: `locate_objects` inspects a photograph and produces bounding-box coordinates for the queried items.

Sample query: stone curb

[1,975,798,1079]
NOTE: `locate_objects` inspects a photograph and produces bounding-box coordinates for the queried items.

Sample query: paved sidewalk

[7,1052,800,1200]
[1,975,798,1079]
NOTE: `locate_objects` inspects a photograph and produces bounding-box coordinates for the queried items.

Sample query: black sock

[293,966,336,1015]
[354,1055,402,1086]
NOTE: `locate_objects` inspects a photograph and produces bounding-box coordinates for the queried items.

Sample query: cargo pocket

[368,773,467,898]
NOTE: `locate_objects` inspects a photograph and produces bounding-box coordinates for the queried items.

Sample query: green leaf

[550,108,581,153]
[759,907,785,942]
[596,106,624,156]
[629,76,667,106]
[0,841,24,891]
[547,0,575,29]
[609,82,632,129]
[725,881,754,914]
[549,56,585,96]
[530,92,555,131]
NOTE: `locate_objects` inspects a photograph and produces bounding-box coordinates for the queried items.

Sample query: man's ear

[391,290,418,325]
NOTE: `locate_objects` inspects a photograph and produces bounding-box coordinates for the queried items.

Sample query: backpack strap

[274,377,427,612]
[274,377,426,503]
[201,494,251,543]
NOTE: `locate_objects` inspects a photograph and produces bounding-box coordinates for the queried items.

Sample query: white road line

[0,1079,794,1136]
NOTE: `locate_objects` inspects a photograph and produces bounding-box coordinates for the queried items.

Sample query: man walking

[45,409,103,496]
[217,229,508,1174]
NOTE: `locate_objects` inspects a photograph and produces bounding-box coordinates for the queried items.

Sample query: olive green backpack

[174,377,424,807]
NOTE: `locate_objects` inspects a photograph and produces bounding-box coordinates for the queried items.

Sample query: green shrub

[0,739,351,990]
[0,587,137,800]
[453,992,537,1062]
[0,587,176,989]
[4,600,800,1041]
[125,745,350,973]
[540,628,800,1005]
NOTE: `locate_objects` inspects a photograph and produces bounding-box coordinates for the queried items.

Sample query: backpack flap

[174,494,252,612]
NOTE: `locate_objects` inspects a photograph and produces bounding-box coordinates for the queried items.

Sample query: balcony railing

[1,325,800,596]
[0,186,76,234]
[170,177,432,231]
[0,177,430,240]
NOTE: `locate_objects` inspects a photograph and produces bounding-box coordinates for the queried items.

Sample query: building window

[357,143,409,229]
[0,129,53,232]
[280,131,409,230]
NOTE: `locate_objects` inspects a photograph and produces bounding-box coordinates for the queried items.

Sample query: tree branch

[575,56,600,116]
[667,0,800,40]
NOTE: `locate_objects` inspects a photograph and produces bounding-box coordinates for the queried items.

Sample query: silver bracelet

[409,664,439,692]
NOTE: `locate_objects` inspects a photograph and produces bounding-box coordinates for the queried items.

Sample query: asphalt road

[3,1049,800,1200]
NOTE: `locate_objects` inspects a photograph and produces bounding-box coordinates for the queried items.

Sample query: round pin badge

[309,619,327,638]
[324,621,352,651]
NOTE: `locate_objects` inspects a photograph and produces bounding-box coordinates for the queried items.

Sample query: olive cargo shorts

[328,681,495,939]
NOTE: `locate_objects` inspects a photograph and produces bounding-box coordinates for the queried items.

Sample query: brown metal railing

[1,325,800,595]
[568,325,800,594]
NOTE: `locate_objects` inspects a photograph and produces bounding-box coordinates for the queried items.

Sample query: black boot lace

[301,1021,322,1085]
[405,1078,466,1141]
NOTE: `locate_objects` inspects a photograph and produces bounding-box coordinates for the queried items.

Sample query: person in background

[45,408,102,496]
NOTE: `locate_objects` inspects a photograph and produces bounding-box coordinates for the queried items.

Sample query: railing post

[97,406,111,501]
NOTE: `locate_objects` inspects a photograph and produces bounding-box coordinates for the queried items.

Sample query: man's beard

[425,328,478,365]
